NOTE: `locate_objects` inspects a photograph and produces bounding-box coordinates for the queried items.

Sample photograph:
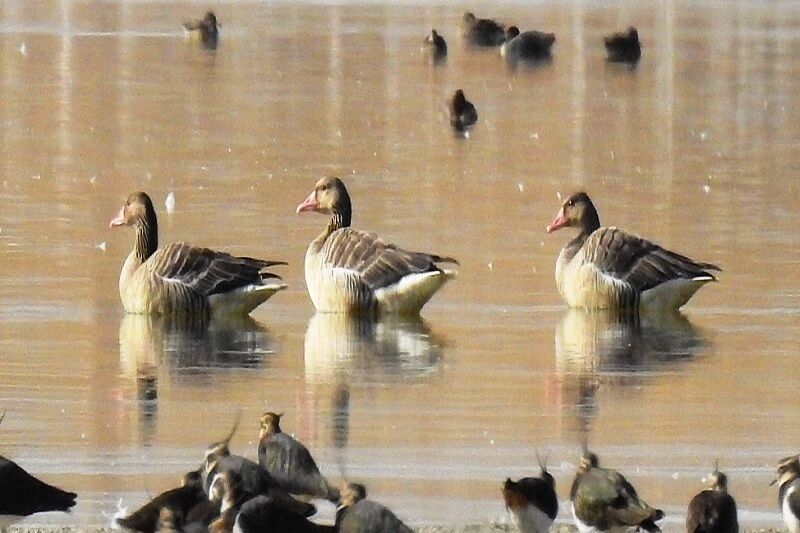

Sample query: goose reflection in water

[553,309,706,434]
[119,315,276,442]
[303,313,444,385]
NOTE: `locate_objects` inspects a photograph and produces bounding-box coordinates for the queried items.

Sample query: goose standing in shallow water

[546,192,720,312]
[296,177,457,316]
[110,192,286,317]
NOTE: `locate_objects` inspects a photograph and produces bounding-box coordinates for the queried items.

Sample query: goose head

[296,177,350,215]
[546,192,600,234]
[109,191,157,229]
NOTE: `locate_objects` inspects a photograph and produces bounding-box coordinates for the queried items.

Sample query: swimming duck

[686,462,738,533]
[546,192,720,311]
[422,29,447,63]
[258,412,339,502]
[500,26,555,61]
[502,452,558,533]
[296,177,457,316]
[570,450,664,532]
[604,27,641,63]
[448,89,478,132]
[336,482,413,533]
[773,454,800,533]
[110,192,286,317]
[183,11,219,50]
[461,12,505,46]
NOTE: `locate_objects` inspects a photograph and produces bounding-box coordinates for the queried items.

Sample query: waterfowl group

[113,412,410,533]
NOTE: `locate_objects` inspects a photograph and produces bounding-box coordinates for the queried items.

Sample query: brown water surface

[1,0,799,530]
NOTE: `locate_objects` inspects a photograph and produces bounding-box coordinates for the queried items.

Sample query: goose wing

[145,243,285,297]
[321,229,457,290]
[584,227,720,292]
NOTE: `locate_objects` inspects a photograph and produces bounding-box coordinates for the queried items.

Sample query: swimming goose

[296,177,457,316]
[570,450,663,532]
[772,454,800,533]
[258,412,339,502]
[546,192,720,312]
[184,11,219,50]
[448,89,478,132]
[336,482,414,533]
[110,192,286,317]
[604,27,641,64]
[502,452,558,533]
[461,12,506,47]
[686,462,738,533]
[500,26,555,61]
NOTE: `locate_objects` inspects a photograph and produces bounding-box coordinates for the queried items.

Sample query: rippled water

[1,0,799,531]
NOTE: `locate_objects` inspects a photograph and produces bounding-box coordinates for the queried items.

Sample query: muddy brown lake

[1,0,799,531]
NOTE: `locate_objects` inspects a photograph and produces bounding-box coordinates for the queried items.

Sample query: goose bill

[546,207,568,233]
[296,191,319,213]
[109,206,126,228]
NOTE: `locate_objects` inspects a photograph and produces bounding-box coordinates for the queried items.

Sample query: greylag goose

[502,452,558,533]
[422,29,447,63]
[570,450,663,532]
[336,482,414,533]
[686,462,738,533]
[184,11,219,50]
[296,177,457,316]
[773,454,800,533]
[448,89,478,132]
[500,26,555,61]
[461,12,506,47]
[110,192,286,317]
[546,192,720,311]
[258,412,339,502]
[604,27,641,64]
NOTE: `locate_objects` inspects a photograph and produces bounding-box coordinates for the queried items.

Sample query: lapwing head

[772,454,800,488]
[259,411,283,440]
[702,460,728,492]
[340,482,367,507]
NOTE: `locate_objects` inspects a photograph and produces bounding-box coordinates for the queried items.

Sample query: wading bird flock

[0,7,793,533]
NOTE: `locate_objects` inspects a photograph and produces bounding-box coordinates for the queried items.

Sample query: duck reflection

[119,315,275,442]
[303,313,444,385]
[554,309,706,434]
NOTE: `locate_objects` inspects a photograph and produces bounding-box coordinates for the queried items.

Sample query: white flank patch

[783,485,800,533]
